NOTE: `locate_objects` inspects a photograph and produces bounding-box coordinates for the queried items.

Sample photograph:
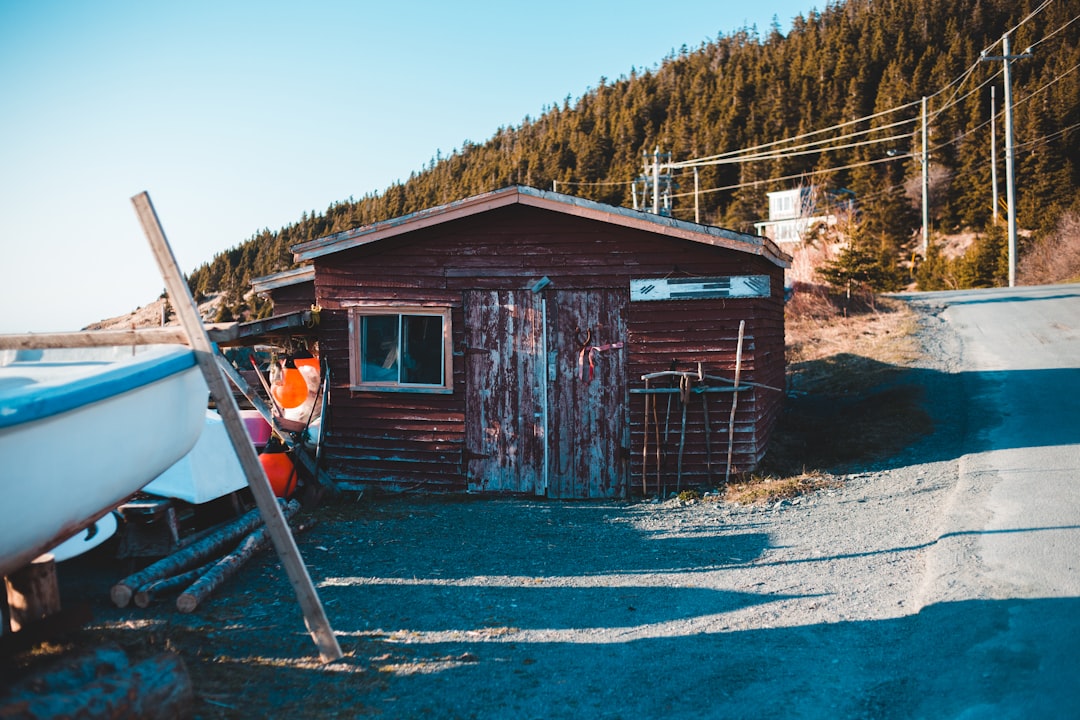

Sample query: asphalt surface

[898,282,1080,718]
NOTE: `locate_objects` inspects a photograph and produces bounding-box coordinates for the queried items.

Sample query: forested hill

[189,0,1080,319]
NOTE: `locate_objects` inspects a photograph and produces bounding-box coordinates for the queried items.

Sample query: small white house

[754,186,853,244]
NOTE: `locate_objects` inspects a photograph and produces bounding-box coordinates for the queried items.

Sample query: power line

[669,99,922,168]
[679,129,916,168]
[657,5,1077,215]
[668,154,907,200]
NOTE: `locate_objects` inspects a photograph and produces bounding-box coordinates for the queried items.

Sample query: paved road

[899,283,1080,718]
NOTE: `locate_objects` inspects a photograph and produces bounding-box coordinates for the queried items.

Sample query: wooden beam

[132,191,342,663]
[0,313,314,351]
[0,328,188,350]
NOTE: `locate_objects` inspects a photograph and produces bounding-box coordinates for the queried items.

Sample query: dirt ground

[4,301,971,719]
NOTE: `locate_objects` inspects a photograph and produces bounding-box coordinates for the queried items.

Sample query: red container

[239,409,271,449]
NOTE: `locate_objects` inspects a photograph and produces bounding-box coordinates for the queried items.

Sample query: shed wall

[312,205,785,496]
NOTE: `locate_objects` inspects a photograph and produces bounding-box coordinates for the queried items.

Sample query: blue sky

[0,0,815,333]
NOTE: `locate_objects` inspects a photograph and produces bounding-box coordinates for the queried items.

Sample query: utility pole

[652,147,662,214]
[637,147,674,216]
[982,33,1032,287]
[991,85,999,226]
[921,96,929,254]
[694,166,700,223]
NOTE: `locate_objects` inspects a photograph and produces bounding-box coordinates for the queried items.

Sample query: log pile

[112,499,301,612]
[0,644,193,719]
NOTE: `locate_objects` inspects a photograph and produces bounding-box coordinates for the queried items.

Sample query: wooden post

[5,554,60,632]
[642,378,650,497]
[725,321,746,484]
[131,192,342,662]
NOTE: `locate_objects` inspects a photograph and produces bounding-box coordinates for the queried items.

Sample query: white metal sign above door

[629,275,770,302]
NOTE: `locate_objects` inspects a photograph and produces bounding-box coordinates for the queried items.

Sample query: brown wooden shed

[290,186,790,499]
[250,265,315,316]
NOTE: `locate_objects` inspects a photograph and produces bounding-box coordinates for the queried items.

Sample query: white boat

[0,344,207,577]
[143,410,249,505]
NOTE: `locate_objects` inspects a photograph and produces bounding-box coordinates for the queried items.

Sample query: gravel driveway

[39,292,1078,718]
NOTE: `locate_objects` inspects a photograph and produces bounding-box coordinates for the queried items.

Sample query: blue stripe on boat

[0,346,198,429]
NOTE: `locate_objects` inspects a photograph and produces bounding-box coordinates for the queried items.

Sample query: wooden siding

[267,283,315,316]
[545,288,629,499]
[311,204,785,497]
[463,290,546,494]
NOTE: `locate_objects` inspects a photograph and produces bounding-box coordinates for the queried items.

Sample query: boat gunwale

[0,345,198,429]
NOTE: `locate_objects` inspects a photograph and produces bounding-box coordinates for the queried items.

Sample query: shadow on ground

[764,356,1080,477]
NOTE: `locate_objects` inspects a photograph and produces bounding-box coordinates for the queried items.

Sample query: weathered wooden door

[464,290,546,494]
[464,288,628,498]
[546,289,629,498]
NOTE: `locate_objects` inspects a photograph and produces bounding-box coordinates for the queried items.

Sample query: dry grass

[785,283,922,396]
[724,282,932,505]
[1018,210,1080,285]
[724,470,839,505]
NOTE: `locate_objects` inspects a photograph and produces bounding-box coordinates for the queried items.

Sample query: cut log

[176,500,300,613]
[133,560,216,609]
[5,554,60,632]
[0,650,193,720]
[110,505,273,608]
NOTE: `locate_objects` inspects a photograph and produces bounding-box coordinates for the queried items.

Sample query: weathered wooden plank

[133,192,341,663]
[463,289,545,494]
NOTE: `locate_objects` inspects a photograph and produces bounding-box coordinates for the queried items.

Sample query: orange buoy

[272,360,308,409]
[259,448,296,498]
[293,356,319,372]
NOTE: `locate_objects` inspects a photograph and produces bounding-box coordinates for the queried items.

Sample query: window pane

[400,314,443,385]
[361,315,399,382]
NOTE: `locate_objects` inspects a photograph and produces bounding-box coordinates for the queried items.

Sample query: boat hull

[0,345,207,577]
[144,410,249,505]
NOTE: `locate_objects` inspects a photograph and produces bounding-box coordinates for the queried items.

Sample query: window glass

[352,308,450,391]
[401,314,444,385]
[361,315,399,382]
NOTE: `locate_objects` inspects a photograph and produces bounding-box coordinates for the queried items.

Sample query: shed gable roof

[250,265,315,294]
[292,186,790,268]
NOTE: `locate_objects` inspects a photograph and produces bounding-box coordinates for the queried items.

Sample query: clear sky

[0,0,816,334]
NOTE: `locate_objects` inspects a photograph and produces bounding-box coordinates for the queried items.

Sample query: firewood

[0,649,193,720]
[110,504,277,608]
[132,560,215,609]
[176,500,300,613]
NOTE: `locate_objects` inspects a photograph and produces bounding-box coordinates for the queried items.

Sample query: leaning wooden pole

[725,320,746,485]
[132,192,342,663]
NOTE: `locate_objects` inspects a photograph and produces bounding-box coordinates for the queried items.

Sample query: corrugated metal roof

[291,186,791,268]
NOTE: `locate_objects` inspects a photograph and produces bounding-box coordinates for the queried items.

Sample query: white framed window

[348,306,453,393]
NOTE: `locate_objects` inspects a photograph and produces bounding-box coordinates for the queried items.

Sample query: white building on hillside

[754,186,854,244]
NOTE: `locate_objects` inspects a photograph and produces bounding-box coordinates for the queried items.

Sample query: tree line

[187,0,1080,319]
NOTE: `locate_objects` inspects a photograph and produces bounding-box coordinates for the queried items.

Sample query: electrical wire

[670,0,1067,179]
[682,131,916,168]
[669,154,908,200]
[660,5,1077,205]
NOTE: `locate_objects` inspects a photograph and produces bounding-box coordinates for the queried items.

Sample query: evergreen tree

[178,0,1080,299]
